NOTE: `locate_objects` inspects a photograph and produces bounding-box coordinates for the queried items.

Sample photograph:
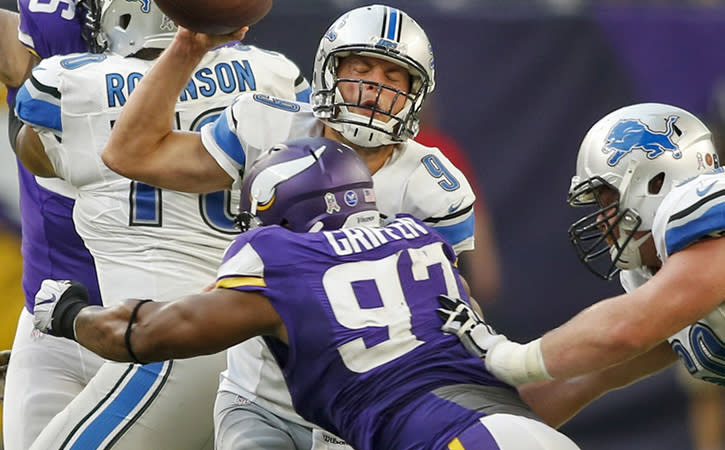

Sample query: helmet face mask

[237,137,381,233]
[568,103,720,279]
[568,176,644,280]
[79,0,177,56]
[311,5,435,148]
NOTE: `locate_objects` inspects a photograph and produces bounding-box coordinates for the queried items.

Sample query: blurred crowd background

[2,0,725,449]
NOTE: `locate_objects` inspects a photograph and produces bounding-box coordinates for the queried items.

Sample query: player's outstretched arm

[470,236,725,386]
[0,9,37,88]
[518,342,678,428]
[102,27,246,193]
[33,279,283,362]
[540,236,725,380]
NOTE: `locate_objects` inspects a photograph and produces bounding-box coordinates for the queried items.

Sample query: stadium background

[2,0,725,448]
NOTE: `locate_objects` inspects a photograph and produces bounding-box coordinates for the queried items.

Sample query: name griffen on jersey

[217,216,508,450]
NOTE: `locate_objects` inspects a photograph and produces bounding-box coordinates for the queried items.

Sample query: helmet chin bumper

[314,84,419,148]
[611,228,651,270]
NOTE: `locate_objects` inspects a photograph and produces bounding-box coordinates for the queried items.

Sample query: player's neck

[323,126,396,175]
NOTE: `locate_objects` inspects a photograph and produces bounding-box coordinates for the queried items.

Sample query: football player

[13,0,308,448]
[32,137,580,450]
[436,103,725,426]
[100,5,478,449]
[0,3,103,449]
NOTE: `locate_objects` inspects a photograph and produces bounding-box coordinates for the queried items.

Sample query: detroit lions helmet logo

[602,116,682,166]
[127,0,150,13]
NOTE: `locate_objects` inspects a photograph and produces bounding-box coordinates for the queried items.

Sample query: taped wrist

[485,338,552,386]
[51,282,90,340]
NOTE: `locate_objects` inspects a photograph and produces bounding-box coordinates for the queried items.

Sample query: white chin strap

[329,86,412,148]
[612,230,652,270]
[331,111,398,148]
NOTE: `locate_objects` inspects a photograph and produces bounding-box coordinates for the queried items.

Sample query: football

[155,0,273,35]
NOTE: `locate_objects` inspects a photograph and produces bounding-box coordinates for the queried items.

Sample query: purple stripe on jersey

[17,162,101,312]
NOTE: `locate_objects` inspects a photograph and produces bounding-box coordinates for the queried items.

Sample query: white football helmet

[568,103,719,279]
[80,0,176,56]
[311,4,435,147]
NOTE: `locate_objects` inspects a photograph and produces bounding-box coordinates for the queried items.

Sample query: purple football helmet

[237,137,380,232]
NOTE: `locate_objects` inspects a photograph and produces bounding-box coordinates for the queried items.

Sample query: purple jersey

[218,216,512,450]
[10,0,99,311]
[8,0,85,106]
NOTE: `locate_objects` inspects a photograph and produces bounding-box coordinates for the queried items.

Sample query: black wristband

[50,282,90,340]
[125,300,153,365]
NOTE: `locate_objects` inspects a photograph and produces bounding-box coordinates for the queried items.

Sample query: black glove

[33,280,90,340]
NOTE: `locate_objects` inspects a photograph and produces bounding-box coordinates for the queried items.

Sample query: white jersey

[620,170,725,384]
[17,46,310,302]
[201,94,476,426]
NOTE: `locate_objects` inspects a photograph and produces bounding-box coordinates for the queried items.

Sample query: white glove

[33,279,90,339]
[436,294,506,358]
[437,294,552,386]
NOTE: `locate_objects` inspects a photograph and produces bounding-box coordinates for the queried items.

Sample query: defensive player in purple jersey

[31,137,580,450]
[100,7,480,448]
[0,2,104,449]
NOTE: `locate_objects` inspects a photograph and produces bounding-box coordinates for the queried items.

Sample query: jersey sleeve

[15,57,64,134]
[200,92,309,189]
[292,69,311,103]
[406,149,476,253]
[215,228,269,292]
[654,173,725,260]
[200,99,247,185]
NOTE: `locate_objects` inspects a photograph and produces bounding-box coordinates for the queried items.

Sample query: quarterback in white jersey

[101,5,476,449]
[436,103,725,428]
[13,0,308,448]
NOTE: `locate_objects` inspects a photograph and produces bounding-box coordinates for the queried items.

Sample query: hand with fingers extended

[33,279,91,340]
[436,294,505,358]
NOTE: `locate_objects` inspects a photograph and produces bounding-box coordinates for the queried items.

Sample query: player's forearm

[519,343,677,428]
[0,9,34,87]
[102,34,208,176]
[74,303,141,362]
[539,295,658,379]
[75,299,196,363]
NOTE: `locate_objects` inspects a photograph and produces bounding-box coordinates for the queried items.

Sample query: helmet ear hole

[119,14,131,30]
[648,172,665,195]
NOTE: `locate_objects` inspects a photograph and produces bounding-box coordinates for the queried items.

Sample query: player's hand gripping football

[33,279,90,339]
[437,295,506,359]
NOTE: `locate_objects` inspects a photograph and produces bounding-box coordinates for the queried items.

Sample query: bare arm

[519,342,678,428]
[15,122,56,176]
[541,236,725,379]
[101,28,245,193]
[458,207,501,306]
[74,288,284,362]
[0,9,37,88]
